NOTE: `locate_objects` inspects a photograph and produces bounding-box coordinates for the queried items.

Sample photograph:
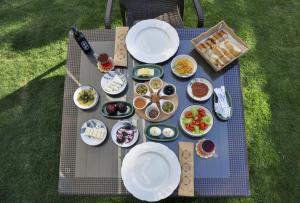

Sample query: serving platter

[133,80,178,122]
[132,64,164,81]
[145,124,179,142]
[126,19,180,63]
[121,142,181,201]
[101,101,135,119]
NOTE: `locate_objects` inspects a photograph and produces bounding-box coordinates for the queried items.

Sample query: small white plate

[121,142,181,202]
[111,121,139,148]
[73,85,99,110]
[180,105,214,137]
[126,19,179,63]
[187,77,213,101]
[80,119,107,146]
[171,55,197,78]
[101,71,127,95]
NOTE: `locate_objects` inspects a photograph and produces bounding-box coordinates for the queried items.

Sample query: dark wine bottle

[70,26,93,54]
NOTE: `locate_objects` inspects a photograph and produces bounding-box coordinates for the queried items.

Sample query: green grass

[0,0,299,202]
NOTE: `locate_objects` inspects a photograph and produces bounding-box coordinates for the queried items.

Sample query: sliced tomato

[199,122,206,130]
[199,109,206,117]
[185,111,193,118]
[185,124,194,132]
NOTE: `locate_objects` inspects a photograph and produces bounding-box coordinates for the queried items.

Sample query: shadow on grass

[0,0,112,51]
[0,61,66,201]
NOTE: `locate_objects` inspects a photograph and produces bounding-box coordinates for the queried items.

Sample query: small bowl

[171,55,197,78]
[159,99,175,115]
[145,103,160,121]
[134,83,151,97]
[149,77,164,93]
[133,96,151,110]
[159,83,177,97]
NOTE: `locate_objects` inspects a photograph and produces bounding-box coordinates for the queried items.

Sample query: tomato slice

[199,122,206,130]
[185,111,193,118]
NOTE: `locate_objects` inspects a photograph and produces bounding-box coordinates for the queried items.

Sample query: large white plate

[126,19,179,63]
[121,142,181,202]
[101,71,127,95]
[80,119,107,146]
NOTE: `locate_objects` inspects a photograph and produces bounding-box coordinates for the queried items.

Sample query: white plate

[121,142,181,202]
[111,121,139,148]
[187,77,213,101]
[101,71,127,95]
[80,119,107,146]
[171,55,197,78]
[73,85,99,110]
[126,19,179,63]
[180,105,214,137]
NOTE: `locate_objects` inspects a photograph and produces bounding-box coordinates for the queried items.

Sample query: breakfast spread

[70,20,248,200]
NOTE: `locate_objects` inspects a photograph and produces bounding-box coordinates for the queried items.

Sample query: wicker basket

[191,21,249,71]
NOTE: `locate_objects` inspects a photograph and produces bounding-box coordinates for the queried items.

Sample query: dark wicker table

[59,29,250,197]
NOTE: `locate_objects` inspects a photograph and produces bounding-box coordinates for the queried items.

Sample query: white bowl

[134,83,151,97]
[145,103,160,121]
[149,77,164,93]
[133,96,151,110]
[159,99,176,115]
[171,55,197,78]
[159,83,177,98]
[73,85,99,110]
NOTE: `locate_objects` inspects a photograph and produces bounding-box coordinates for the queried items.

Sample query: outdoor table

[59,28,250,197]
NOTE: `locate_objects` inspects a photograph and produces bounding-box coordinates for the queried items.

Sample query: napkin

[214,86,231,118]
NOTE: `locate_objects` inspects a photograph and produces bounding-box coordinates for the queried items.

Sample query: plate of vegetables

[180,105,213,137]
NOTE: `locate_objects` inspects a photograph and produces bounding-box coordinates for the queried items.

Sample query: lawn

[0,0,299,202]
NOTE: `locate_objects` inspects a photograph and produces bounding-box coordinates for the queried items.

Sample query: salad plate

[80,119,107,146]
[101,71,127,95]
[132,64,164,81]
[73,85,99,110]
[126,19,179,63]
[180,105,214,137]
[111,120,139,148]
[121,142,181,202]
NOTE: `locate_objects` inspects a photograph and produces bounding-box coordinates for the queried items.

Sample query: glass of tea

[196,139,216,158]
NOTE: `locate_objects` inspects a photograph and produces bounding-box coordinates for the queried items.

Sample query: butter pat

[137,68,154,77]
